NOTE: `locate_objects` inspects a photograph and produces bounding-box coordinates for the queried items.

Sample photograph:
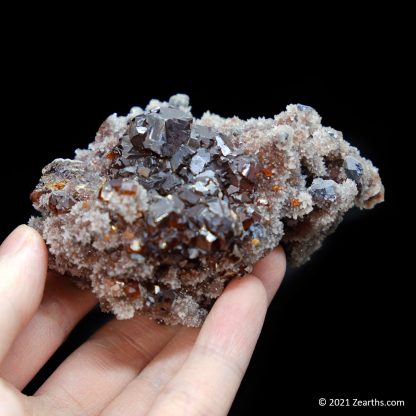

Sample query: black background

[1,15,412,413]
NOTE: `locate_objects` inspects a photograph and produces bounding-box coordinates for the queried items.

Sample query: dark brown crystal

[29,94,384,326]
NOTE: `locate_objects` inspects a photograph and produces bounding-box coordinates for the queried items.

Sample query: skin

[0,225,286,415]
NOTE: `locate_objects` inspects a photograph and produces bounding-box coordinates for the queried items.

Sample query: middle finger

[0,272,97,390]
[35,315,178,416]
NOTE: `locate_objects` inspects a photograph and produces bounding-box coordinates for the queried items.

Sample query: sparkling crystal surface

[29,94,384,326]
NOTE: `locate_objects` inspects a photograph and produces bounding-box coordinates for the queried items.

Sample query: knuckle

[161,384,214,416]
[87,327,151,370]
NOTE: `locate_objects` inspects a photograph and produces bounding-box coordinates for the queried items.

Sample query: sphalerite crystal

[29,94,384,326]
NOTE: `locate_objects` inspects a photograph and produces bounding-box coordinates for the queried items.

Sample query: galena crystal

[29,94,384,326]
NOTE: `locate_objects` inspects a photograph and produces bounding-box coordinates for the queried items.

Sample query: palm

[0,226,285,415]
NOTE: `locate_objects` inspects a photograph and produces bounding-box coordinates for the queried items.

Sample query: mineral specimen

[29,94,384,326]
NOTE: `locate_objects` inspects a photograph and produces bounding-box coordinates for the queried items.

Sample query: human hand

[0,225,285,415]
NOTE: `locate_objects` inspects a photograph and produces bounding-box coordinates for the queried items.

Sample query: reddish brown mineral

[29,95,384,326]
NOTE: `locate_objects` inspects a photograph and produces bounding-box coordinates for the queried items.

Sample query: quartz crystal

[29,94,384,326]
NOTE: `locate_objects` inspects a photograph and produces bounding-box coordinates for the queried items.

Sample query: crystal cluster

[29,95,384,326]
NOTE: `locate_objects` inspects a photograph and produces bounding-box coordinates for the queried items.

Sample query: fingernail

[0,225,32,257]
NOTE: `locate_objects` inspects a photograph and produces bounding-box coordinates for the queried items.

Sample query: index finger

[0,225,48,363]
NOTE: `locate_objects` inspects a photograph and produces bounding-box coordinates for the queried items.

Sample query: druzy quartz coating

[29,95,384,326]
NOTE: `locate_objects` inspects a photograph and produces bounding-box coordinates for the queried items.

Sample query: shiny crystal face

[29,95,384,326]
[104,105,263,267]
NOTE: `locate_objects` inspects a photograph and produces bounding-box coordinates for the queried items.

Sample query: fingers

[0,378,28,416]
[0,225,48,363]
[147,277,268,416]
[0,272,97,390]
[35,316,179,416]
[252,246,286,303]
[99,248,285,416]
[101,328,199,416]
[148,247,286,416]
